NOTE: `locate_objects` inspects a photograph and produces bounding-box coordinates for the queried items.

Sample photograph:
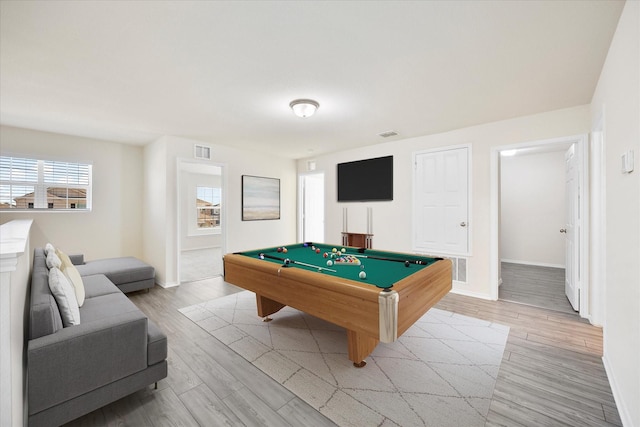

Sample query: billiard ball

[277,247,282,253]
[303,242,309,247]
[327,260,333,266]
[284,258,291,265]
[282,247,288,253]
[323,252,328,258]
[316,248,321,254]
[332,248,337,253]
[259,253,265,259]
[404,260,410,267]
[341,248,346,253]
[359,271,367,279]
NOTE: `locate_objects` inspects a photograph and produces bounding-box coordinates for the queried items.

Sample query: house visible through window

[196,186,221,229]
[0,156,92,210]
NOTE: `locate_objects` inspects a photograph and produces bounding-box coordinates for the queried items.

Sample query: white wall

[0,126,144,261]
[298,105,590,299]
[143,135,297,286]
[590,2,640,426]
[500,150,566,267]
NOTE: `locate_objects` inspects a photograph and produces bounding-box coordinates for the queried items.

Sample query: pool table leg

[346,330,379,368]
[256,294,286,318]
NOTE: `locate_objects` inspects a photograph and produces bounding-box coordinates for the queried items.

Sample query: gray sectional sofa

[28,248,167,427]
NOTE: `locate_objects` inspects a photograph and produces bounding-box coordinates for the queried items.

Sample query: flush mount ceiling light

[290,99,319,118]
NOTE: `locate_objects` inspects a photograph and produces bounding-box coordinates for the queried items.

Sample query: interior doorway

[299,172,324,243]
[490,135,589,318]
[177,160,226,283]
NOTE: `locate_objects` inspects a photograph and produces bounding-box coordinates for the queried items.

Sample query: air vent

[378,130,398,138]
[448,256,468,283]
[194,144,211,160]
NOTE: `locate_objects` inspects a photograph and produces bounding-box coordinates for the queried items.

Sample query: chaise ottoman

[74,256,155,293]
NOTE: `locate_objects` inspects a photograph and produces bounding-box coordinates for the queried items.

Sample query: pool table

[223,242,452,367]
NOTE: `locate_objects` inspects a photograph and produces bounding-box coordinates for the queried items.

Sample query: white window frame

[193,185,221,235]
[0,155,92,211]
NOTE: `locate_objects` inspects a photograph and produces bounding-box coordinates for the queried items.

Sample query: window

[0,156,92,211]
[196,186,221,229]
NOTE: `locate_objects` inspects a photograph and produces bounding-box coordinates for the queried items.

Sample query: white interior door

[301,173,324,243]
[564,144,579,311]
[413,147,469,254]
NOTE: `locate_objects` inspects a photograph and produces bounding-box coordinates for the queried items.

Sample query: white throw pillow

[56,249,86,307]
[48,267,81,326]
[46,251,62,269]
[44,243,55,256]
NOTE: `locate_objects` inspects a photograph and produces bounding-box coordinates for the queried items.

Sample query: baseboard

[450,286,495,301]
[501,259,565,269]
[156,281,179,289]
[602,355,633,426]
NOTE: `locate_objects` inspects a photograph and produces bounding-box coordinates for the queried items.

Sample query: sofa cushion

[30,249,63,339]
[48,267,81,326]
[75,257,154,286]
[82,274,121,298]
[58,251,86,307]
[79,292,140,324]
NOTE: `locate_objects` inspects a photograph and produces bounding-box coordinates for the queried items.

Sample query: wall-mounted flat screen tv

[337,155,393,202]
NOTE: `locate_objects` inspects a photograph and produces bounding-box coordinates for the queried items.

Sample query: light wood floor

[499,262,575,315]
[65,278,621,427]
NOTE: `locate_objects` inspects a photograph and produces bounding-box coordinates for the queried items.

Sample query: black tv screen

[337,156,393,202]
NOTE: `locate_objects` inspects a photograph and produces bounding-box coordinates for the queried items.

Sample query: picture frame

[242,175,280,221]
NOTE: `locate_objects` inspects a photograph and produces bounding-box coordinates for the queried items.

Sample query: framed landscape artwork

[242,175,280,221]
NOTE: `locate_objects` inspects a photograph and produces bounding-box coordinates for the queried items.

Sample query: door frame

[176,158,227,284]
[297,171,325,243]
[489,134,590,319]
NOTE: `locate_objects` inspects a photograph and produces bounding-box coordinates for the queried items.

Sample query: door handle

[560,228,567,233]
[460,222,467,227]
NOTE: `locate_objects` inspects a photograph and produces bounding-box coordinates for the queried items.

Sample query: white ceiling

[0,1,624,159]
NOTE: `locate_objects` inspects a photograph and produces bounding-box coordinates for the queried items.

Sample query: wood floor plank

[139,386,200,427]
[494,376,620,427]
[163,347,203,396]
[277,397,339,427]
[178,383,245,427]
[222,386,294,427]
[196,336,296,411]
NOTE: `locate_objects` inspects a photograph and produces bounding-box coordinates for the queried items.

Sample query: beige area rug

[179,291,509,427]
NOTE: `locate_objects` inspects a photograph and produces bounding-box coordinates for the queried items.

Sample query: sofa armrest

[69,254,84,265]
[27,311,148,415]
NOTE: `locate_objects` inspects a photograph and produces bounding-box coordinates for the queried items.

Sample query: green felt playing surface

[238,243,440,289]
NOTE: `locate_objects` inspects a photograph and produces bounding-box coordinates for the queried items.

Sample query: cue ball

[404,260,410,267]
[327,260,333,266]
[259,253,264,259]
[359,271,367,279]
